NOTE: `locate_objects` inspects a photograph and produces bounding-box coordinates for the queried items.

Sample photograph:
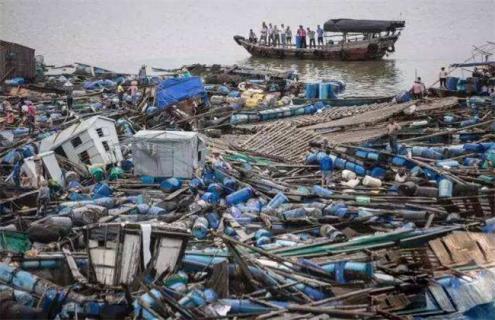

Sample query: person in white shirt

[268,23,273,46]
[439,67,448,88]
[260,22,268,45]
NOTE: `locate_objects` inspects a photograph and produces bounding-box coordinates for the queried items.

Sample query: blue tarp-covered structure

[155,76,206,110]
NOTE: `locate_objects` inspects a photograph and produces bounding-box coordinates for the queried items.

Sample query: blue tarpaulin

[155,76,206,109]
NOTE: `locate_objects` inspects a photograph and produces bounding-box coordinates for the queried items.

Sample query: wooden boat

[292,95,395,106]
[234,19,405,61]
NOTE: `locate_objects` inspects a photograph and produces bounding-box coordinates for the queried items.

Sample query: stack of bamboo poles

[238,123,321,163]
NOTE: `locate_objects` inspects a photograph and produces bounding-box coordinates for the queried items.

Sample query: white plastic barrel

[362,175,382,187]
[342,170,357,180]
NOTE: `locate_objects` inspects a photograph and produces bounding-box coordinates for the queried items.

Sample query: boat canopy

[450,61,495,68]
[323,19,405,33]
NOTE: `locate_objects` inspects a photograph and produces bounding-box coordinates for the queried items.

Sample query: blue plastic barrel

[206,212,220,230]
[367,152,380,161]
[391,156,407,166]
[148,206,166,215]
[438,179,453,198]
[321,261,374,284]
[255,229,272,240]
[345,162,356,171]
[93,183,112,198]
[464,157,481,166]
[226,187,253,206]
[446,77,459,91]
[140,176,155,184]
[463,143,483,153]
[282,208,307,219]
[189,178,204,193]
[370,167,386,178]
[354,165,366,176]
[305,153,318,164]
[13,128,29,137]
[207,183,224,195]
[312,185,333,198]
[192,217,209,239]
[304,104,317,114]
[120,159,134,172]
[295,36,302,48]
[222,177,237,192]
[305,83,319,99]
[160,178,182,192]
[319,83,333,99]
[334,158,346,169]
[201,192,220,204]
[436,160,460,168]
[266,192,288,209]
[355,150,368,158]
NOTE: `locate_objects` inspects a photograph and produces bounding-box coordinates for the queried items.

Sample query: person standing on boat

[439,67,448,88]
[280,24,286,47]
[387,119,401,154]
[273,25,280,46]
[297,26,306,48]
[411,77,426,99]
[308,28,316,48]
[268,23,274,46]
[260,22,268,45]
[317,25,324,47]
[286,26,292,45]
[249,29,257,43]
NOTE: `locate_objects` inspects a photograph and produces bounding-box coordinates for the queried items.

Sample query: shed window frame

[78,150,91,165]
[102,141,110,152]
[71,136,83,148]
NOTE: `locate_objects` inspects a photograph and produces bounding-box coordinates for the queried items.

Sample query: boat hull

[292,95,394,106]
[234,35,399,61]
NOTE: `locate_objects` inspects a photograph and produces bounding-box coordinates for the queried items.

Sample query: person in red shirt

[26,102,36,134]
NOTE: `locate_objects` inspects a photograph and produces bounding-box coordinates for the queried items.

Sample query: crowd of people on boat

[248,22,328,48]
[437,65,495,97]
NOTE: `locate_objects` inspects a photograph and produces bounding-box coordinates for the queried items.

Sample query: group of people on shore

[248,22,326,48]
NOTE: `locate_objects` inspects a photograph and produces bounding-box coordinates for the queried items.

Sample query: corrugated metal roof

[132,130,200,142]
[39,116,115,152]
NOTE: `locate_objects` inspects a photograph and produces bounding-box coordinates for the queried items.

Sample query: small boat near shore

[234,19,405,61]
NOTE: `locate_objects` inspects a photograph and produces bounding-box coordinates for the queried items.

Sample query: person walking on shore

[320,150,333,187]
[64,80,74,110]
[411,77,426,99]
[439,67,448,88]
[286,26,292,45]
[26,101,36,134]
[308,27,316,48]
[317,25,324,47]
[129,81,139,106]
[37,180,50,217]
[117,83,125,108]
[387,119,401,154]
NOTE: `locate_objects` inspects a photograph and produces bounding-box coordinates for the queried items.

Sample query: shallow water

[1,0,494,95]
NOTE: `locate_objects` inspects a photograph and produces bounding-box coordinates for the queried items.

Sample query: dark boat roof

[450,61,495,68]
[323,19,405,33]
